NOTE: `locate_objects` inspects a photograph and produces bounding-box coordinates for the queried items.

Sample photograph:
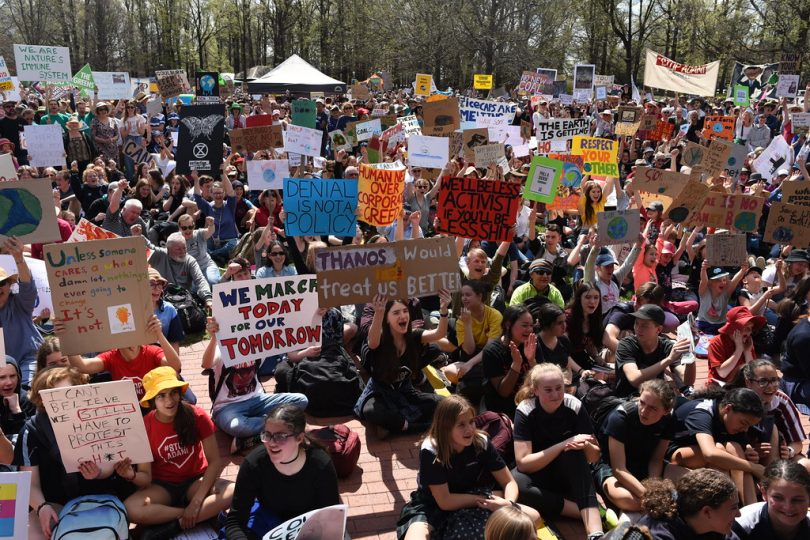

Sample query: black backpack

[576,377,627,431]
[163,284,206,334]
[287,349,362,417]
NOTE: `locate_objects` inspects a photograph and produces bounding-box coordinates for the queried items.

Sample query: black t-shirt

[482,339,533,416]
[603,302,635,332]
[615,335,674,397]
[417,435,505,500]
[599,401,676,479]
[361,328,426,386]
[514,394,593,452]
[655,260,675,293]
[538,335,570,371]
[670,399,747,452]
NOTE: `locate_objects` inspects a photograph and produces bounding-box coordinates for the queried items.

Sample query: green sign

[71,63,95,96]
[733,84,749,106]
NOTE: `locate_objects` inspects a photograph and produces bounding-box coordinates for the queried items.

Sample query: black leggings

[512,450,598,516]
[361,389,441,433]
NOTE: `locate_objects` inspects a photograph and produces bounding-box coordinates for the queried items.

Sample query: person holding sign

[355,290,452,439]
[123,366,234,537]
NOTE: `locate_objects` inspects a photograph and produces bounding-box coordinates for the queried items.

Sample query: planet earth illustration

[263,168,276,183]
[606,216,628,239]
[0,188,42,236]
[199,75,216,94]
[561,163,582,188]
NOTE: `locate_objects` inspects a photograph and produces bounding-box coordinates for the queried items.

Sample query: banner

[13,44,71,83]
[436,176,522,242]
[44,237,151,355]
[571,136,619,177]
[727,62,777,98]
[263,504,347,540]
[764,202,810,248]
[474,74,493,90]
[535,118,590,142]
[155,69,191,98]
[706,233,748,266]
[0,471,31,538]
[457,96,517,124]
[92,71,131,100]
[0,178,60,244]
[213,275,321,367]
[523,156,564,204]
[195,71,220,104]
[246,159,289,190]
[176,104,225,174]
[597,209,640,245]
[315,237,460,308]
[644,49,719,96]
[357,164,405,226]
[408,135,449,168]
[284,124,322,157]
[24,124,65,167]
[41,380,153,473]
[283,178,357,236]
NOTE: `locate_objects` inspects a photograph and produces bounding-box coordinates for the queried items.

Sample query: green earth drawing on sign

[0,188,42,236]
[607,216,628,240]
[733,212,756,232]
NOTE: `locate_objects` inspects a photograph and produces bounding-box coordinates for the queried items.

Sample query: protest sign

[245,115,274,128]
[535,68,558,80]
[779,53,801,75]
[229,125,284,152]
[666,180,709,223]
[176,104,224,174]
[458,96,517,124]
[358,163,405,226]
[263,504,347,540]
[145,98,162,118]
[0,255,53,317]
[67,218,119,242]
[246,159,289,190]
[13,44,71,82]
[350,83,370,100]
[781,182,810,207]
[462,128,489,161]
[329,130,353,152]
[195,71,220,104]
[518,71,554,95]
[595,86,607,100]
[715,139,748,185]
[155,69,191,98]
[415,73,433,96]
[284,124,322,157]
[291,99,316,128]
[572,136,619,176]
[0,470,31,538]
[573,64,595,97]
[473,143,505,166]
[315,237,460,307]
[535,118,590,142]
[0,154,16,182]
[437,176,522,242]
[44,237,151,355]
[594,74,615,87]
[681,141,706,168]
[597,209,640,244]
[0,178,60,244]
[643,49,719,96]
[618,106,641,124]
[764,202,810,248]
[523,156,563,204]
[283,178,357,236]
[691,192,764,233]
[422,97,460,137]
[0,56,13,91]
[706,233,748,266]
[752,135,792,182]
[41,380,152,473]
[474,74,493,90]
[92,71,131,99]
[633,167,689,197]
[397,115,422,137]
[792,113,810,130]
[776,75,800,98]
[355,118,382,142]
[213,275,321,367]
[558,93,573,105]
[615,121,641,137]
[71,63,95,95]
[701,138,734,175]
[504,125,530,157]
[547,154,584,211]
[733,85,750,106]
[122,139,151,165]
[24,124,65,167]
[408,135,449,168]
[648,120,673,141]
[704,116,734,141]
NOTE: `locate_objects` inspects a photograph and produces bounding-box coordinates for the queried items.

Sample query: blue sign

[283,178,358,237]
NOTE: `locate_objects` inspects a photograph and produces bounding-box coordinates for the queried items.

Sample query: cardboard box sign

[315,237,461,308]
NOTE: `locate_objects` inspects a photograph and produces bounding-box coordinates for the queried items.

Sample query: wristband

[36,502,51,516]
[439,312,448,318]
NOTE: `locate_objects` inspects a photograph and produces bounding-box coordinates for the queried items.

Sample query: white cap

[777,168,790,176]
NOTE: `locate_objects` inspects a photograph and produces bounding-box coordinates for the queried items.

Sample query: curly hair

[642,468,736,520]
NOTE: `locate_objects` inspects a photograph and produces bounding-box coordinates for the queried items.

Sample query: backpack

[287,349,362,417]
[473,411,515,467]
[576,377,626,431]
[307,424,361,478]
[51,494,129,540]
[163,284,207,334]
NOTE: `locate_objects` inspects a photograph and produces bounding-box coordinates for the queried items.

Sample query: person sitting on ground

[484,506,538,540]
[0,355,36,445]
[602,283,677,361]
[101,179,149,237]
[34,337,69,372]
[148,232,213,309]
[508,259,564,308]
[697,262,748,334]
[707,306,765,387]
[780,304,810,410]
[176,213,220,286]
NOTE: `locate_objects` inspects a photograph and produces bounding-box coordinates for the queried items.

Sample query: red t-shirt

[99,345,166,399]
[707,333,756,385]
[144,404,215,483]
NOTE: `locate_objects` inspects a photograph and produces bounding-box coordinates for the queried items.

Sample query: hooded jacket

[0,355,37,440]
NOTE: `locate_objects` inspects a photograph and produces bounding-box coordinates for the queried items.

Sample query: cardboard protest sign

[639,114,658,132]
[283,178,357,236]
[284,124,322,157]
[71,63,95,95]
[643,49,719,96]
[13,44,71,83]
[473,143,505,166]
[706,233,748,266]
[155,69,191,98]
[262,504,348,540]
[633,167,689,197]
[436,176,522,242]
[44,237,151,355]
[715,139,748,186]
[523,156,563,204]
[213,275,321,367]
[597,209,640,245]
[0,56,14,91]
[666,180,709,223]
[422,97,460,136]
[92,71,131,99]
[329,130,353,152]
[122,139,151,165]
[615,121,641,137]
[0,178,60,244]
[792,113,810,130]
[781,182,810,207]
[408,135,449,168]
[681,141,706,168]
[458,96,517,124]
[350,83,370,101]
[779,53,801,75]
[176,104,225,174]
[535,118,590,142]
[752,135,792,182]
[474,74,493,90]
[572,136,619,176]
[701,138,734,175]
[415,73,433,96]
[195,71,220,104]
[291,99,316,128]
[518,71,554,95]
[573,64,595,98]
[246,159,289,190]
[315,237,460,307]
[594,74,615,87]
[357,163,405,226]
[229,125,284,152]
[776,75,800,98]
[41,380,152,473]
[24,124,65,167]
[0,470,31,538]
[764,202,810,248]
[397,115,422,137]
[0,154,16,182]
[691,192,764,233]
[355,118,382,142]
[618,106,641,123]
[704,116,734,141]
[462,128,489,161]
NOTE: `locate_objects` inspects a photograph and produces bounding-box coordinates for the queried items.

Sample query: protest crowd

[2,46,810,540]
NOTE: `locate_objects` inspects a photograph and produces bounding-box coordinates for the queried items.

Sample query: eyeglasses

[260,431,298,444]
[180,225,194,231]
[270,251,285,256]
[749,377,779,388]
[149,281,165,289]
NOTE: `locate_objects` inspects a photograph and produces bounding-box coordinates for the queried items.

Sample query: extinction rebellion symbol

[193,143,208,158]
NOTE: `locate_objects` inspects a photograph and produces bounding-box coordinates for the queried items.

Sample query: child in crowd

[696,261,747,334]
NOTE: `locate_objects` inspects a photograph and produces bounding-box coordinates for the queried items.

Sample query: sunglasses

[0,279,9,287]
[180,225,194,231]
[533,269,552,275]
[260,431,298,444]
[270,251,285,256]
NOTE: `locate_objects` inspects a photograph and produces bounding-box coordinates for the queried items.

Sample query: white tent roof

[247,54,346,94]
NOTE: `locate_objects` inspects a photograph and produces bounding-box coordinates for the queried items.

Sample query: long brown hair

[425,395,485,465]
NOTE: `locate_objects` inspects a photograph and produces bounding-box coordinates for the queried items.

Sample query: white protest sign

[284,124,322,157]
[263,504,347,540]
[246,159,290,190]
[595,86,607,100]
[407,135,449,169]
[397,115,422,137]
[0,56,14,91]
[92,71,132,100]
[504,125,530,157]
[705,233,748,266]
[0,470,31,538]
[24,124,66,167]
[536,118,590,142]
[752,135,792,181]
[355,118,382,142]
[458,96,517,124]
[792,113,810,130]
[776,75,800,98]
[212,275,322,368]
[4,77,21,102]
[473,143,505,165]
[597,209,640,245]
[40,380,153,473]
[559,94,574,105]
[0,154,17,181]
[0,255,53,317]
[677,318,696,365]
[329,130,352,152]
[13,44,71,83]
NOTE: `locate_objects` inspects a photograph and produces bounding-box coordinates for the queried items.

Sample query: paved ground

[180,340,810,539]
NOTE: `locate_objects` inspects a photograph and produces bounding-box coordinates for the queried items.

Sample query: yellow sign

[474,74,493,90]
[572,136,619,177]
[415,73,432,96]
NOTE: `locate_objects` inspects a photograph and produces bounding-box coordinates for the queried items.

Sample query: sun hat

[718,306,766,335]
[140,366,189,408]
[0,267,19,284]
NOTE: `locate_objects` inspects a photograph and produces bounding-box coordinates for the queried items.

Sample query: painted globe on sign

[606,216,628,240]
[561,162,583,188]
[0,188,43,236]
[734,212,757,232]
[263,168,276,184]
[200,75,216,93]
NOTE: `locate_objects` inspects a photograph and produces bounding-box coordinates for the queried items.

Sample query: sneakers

[230,433,262,454]
[141,520,181,540]
[599,505,619,530]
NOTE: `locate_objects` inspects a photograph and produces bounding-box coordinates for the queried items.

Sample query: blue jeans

[212,392,308,438]
[208,237,239,266]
